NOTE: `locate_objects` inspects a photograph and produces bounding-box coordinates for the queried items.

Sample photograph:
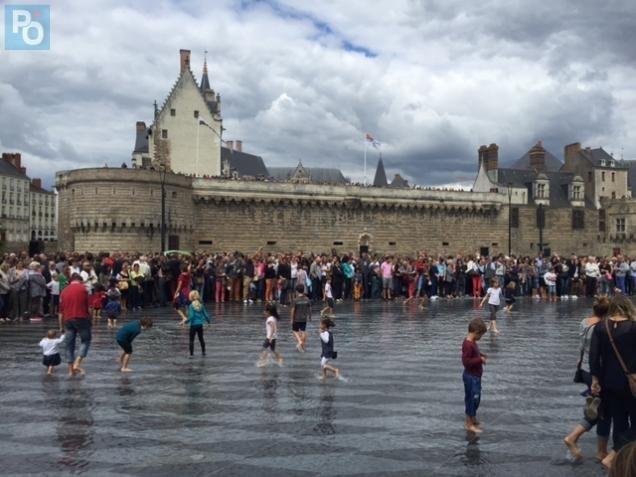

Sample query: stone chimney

[226,140,234,150]
[179,49,191,74]
[2,152,22,169]
[564,142,581,169]
[529,141,546,172]
[31,178,42,190]
[480,143,498,171]
[478,145,488,169]
[136,121,146,131]
[235,140,242,152]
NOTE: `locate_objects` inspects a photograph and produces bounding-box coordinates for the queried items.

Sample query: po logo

[4,5,50,50]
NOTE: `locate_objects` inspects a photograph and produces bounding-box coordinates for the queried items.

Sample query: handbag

[332,351,338,360]
[574,325,592,383]
[606,318,636,398]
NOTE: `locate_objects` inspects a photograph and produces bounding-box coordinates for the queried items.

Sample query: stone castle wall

[55,168,616,257]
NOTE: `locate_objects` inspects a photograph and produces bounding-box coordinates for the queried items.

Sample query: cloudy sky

[1,0,635,188]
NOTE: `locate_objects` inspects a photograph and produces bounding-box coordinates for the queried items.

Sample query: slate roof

[30,183,54,195]
[373,158,388,187]
[579,147,624,168]
[268,166,347,184]
[511,149,563,171]
[0,158,29,179]
[389,174,409,188]
[222,147,268,177]
[496,168,591,208]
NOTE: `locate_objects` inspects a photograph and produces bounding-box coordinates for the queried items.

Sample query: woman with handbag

[590,294,636,469]
[563,296,611,461]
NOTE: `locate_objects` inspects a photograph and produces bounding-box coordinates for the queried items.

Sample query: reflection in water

[260,370,279,416]
[288,370,307,417]
[56,384,95,472]
[314,384,336,435]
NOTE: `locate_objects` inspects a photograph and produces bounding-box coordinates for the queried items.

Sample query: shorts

[321,357,330,368]
[117,340,133,354]
[326,298,334,308]
[262,339,276,351]
[107,313,119,320]
[52,295,60,306]
[488,304,498,320]
[382,277,393,289]
[42,353,61,367]
[292,322,307,332]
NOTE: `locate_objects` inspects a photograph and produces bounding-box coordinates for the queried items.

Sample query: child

[116,317,153,372]
[181,290,211,357]
[321,278,334,316]
[462,318,488,434]
[479,278,502,334]
[504,281,516,312]
[258,302,283,367]
[291,284,311,352]
[173,264,192,322]
[320,317,340,379]
[105,291,122,329]
[46,272,60,319]
[353,277,363,301]
[39,329,65,375]
[91,283,107,320]
[544,267,558,302]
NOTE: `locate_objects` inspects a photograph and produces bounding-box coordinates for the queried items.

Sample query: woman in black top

[590,294,636,467]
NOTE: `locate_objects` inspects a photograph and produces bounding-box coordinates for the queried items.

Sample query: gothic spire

[373,155,388,187]
[200,50,211,91]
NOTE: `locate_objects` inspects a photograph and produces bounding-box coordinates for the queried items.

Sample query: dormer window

[600,159,606,166]
[537,183,546,198]
[573,185,582,200]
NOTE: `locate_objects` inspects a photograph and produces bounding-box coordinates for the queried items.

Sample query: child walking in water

[258,302,283,367]
[504,281,516,312]
[116,317,153,372]
[462,318,488,433]
[181,290,211,357]
[320,317,340,380]
[480,278,502,334]
[291,284,311,352]
[39,329,65,375]
[321,278,334,316]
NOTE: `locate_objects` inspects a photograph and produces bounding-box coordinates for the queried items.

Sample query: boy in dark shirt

[462,318,488,434]
[291,284,311,352]
[116,317,153,373]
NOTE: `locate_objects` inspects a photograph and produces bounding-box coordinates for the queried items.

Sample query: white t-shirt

[320,331,330,343]
[47,280,60,296]
[39,335,65,356]
[487,287,502,306]
[265,316,277,340]
[325,283,333,299]
[544,271,557,286]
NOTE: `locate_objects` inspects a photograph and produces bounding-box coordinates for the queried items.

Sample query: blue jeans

[616,276,627,294]
[463,372,481,417]
[64,318,92,363]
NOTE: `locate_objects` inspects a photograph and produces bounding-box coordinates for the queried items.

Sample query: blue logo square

[4,5,50,50]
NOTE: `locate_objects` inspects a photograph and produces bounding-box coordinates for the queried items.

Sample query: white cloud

[1,0,635,188]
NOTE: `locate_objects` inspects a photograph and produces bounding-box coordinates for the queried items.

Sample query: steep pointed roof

[372,157,387,186]
[200,56,211,92]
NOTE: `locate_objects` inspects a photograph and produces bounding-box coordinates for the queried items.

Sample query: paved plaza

[0,299,610,476]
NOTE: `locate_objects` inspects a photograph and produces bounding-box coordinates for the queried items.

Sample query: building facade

[0,153,57,249]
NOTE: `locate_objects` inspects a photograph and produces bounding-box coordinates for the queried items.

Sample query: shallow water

[0,299,609,476]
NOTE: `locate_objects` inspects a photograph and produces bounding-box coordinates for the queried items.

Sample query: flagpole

[364,137,368,186]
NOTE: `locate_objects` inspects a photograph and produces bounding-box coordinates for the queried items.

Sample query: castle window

[612,191,616,199]
[388,241,396,246]
[194,110,199,118]
[536,183,546,198]
[172,191,177,199]
[588,171,593,182]
[511,207,519,228]
[170,108,176,117]
[612,172,615,182]
[573,185,582,200]
[572,209,585,230]
[266,241,277,245]
[333,241,343,246]
[162,129,168,139]
[602,171,606,181]
[616,217,626,235]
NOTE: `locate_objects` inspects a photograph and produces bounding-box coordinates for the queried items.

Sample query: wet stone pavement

[0,298,612,476]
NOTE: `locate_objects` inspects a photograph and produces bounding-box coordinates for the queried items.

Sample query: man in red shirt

[60,273,91,377]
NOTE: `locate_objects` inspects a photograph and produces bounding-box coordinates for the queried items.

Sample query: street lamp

[507,183,513,256]
[538,203,545,257]
[199,119,230,176]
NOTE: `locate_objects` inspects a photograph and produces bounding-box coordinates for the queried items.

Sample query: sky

[1,0,635,188]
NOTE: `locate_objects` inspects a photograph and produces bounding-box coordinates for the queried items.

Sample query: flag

[365,133,380,149]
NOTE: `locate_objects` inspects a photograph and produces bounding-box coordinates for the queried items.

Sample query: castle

[55,49,636,257]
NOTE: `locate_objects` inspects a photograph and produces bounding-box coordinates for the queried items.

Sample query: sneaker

[584,396,601,421]
[243,300,248,304]
[570,295,578,300]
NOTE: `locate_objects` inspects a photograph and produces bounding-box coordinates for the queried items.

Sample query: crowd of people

[4,248,636,472]
[2,249,636,321]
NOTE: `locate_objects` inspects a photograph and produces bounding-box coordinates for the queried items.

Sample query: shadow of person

[313,383,336,435]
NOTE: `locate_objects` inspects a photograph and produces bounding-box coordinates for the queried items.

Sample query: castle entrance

[359,233,372,254]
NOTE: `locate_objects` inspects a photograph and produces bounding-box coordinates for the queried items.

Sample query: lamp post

[507,183,513,257]
[199,119,230,176]
[538,203,544,257]
[159,166,167,253]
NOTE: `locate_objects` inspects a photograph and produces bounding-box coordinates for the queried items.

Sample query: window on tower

[170,108,176,116]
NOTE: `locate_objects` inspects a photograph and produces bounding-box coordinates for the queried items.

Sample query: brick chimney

[235,140,242,152]
[529,141,546,172]
[31,178,42,190]
[20,166,26,175]
[2,152,21,169]
[226,140,234,150]
[180,49,191,74]
[478,145,488,169]
[482,143,499,171]
[564,142,581,169]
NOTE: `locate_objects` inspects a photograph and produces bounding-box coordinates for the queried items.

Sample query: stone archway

[359,232,373,254]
